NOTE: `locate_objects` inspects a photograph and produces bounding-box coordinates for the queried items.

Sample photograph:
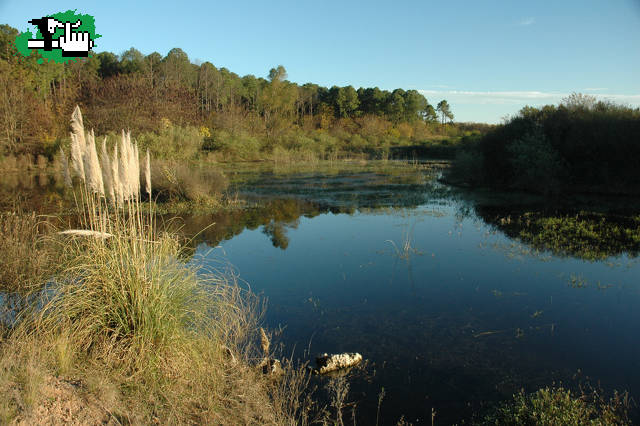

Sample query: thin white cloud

[583,87,608,91]
[518,17,535,26]
[418,89,640,106]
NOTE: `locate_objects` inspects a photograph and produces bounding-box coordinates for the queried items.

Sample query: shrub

[447,149,484,185]
[137,125,203,160]
[205,130,262,161]
[507,131,566,194]
[152,161,229,203]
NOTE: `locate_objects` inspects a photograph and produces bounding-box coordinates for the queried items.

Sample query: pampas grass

[100,137,115,203]
[143,149,151,197]
[61,106,148,204]
[112,144,123,205]
[119,131,131,201]
[69,133,85,182]
[84,130,104,196]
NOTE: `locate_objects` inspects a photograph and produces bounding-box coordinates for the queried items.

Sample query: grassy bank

[0,108,316,424]
[0,202,319,423]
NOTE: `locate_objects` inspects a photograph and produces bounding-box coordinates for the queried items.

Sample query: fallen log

[313,352,363,375]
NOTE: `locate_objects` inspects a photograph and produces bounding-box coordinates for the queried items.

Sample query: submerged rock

[313,352,363,375]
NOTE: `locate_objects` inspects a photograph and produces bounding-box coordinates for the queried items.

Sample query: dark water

[192,163,640,424]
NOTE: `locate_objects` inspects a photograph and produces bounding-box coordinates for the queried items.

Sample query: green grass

[483,386,630,425]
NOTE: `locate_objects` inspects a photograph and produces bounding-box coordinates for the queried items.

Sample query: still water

[188,163,640,424]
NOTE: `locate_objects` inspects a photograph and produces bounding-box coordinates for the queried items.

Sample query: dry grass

[0,212,56,296]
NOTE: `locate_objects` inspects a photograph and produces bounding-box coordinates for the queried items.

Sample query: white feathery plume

[133,141,140,198]
[119,130,130,200]
[59,147,72,187]
[126,131,137,199]
[85,129,104,196]
[69,132,85,182]
[112,143,123,205]
[144,148,151,196]
[100,137,114,203]
[70,105,86,153]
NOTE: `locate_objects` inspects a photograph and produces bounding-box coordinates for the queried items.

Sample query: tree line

[0,23,464,160]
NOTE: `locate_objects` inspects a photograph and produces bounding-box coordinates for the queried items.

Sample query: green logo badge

[14,10,100,64]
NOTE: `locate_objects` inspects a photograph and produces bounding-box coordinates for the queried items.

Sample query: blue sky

[2,0,639,123]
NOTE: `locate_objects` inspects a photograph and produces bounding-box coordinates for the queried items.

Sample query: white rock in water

[314,352,363,375]
[258,358,282,376]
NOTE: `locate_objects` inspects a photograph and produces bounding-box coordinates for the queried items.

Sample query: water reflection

[188,167,640,424]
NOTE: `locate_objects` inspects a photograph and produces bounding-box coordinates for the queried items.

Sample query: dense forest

[448,93,640,195]
[0,24,489,163]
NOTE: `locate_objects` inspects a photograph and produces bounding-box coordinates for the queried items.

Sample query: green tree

[268,65,287,83]
[561,92,597,110]
[120,47,146,74]
[335,86,360,118]
[96,51,121,78]
[437,99,453,125]
[424,104,437,122]
[386,89,405,122]
[161,48,193,86]
[403,90,428,122]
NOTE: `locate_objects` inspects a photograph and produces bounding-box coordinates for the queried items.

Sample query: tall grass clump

[1,106,303,423]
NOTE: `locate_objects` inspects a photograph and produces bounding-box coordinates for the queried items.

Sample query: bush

[507,131,565,194]
[205,130,262,161]
[138,125,203,160]
[152,161,229,204]
[447,149,484,185]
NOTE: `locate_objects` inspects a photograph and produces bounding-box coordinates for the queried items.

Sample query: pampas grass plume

[112,144,123,206]
[70,132,85,182]
[85,129,104,196]
[70,105,86,153]
[59,147,72,187]
[100,137,115,203]
[119,130,130,200]
[144,148,151,196]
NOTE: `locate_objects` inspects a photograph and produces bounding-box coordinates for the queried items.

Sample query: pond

[3,161,639,423]
[189,161,640,424]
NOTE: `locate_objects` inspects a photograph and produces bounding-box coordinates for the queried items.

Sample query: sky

[2,0,639,123]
